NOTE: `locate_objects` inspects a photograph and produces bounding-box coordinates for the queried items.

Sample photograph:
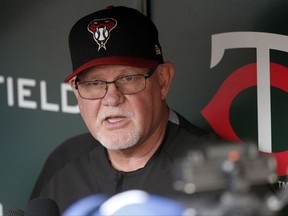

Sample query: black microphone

[24,198,59,216]
[4,208,25,216]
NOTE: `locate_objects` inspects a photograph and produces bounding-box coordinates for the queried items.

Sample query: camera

[174,142,288,216]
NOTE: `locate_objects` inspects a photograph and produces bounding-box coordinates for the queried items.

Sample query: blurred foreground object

[63,190,184,216]
[174,142,288,216]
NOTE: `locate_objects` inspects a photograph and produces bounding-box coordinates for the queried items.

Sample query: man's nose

[101,82,125,106]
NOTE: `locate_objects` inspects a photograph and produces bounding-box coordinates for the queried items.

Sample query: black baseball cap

[64,6,164,82]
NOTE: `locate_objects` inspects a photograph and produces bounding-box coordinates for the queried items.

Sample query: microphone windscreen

[97,190,185,216]
[4,208,25,216]
[62,194,108,216]
[24,198,59,216]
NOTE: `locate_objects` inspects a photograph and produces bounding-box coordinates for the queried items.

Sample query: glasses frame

[74,66,157,100]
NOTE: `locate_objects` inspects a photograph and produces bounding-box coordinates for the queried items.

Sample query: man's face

[70,64,170,150]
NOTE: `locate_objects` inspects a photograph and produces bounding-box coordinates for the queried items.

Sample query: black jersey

[30,111,217,213]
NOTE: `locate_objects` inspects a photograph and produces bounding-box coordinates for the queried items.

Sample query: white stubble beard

[97,128,141,150]
[95,110,142,150]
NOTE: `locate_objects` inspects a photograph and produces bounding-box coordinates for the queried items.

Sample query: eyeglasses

[75,67,157,100]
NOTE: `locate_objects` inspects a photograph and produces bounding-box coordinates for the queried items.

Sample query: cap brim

[64,56,158,82]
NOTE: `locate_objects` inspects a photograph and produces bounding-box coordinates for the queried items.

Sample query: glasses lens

[116,75,146,94]
[77,81,107,99]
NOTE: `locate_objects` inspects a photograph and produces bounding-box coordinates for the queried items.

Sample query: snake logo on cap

[87,18,117,51]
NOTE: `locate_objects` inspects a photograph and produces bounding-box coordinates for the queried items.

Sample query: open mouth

[105,116,126,123]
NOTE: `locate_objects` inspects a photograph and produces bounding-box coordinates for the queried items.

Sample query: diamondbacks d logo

[87,18,117,51]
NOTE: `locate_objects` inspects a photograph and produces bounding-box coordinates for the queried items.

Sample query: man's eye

[91,81,102,86]
[123,76,134,81]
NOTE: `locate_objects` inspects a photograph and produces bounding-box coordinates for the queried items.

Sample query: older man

[30,6,216,213]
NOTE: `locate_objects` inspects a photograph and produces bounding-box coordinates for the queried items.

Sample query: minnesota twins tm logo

[87,18,117,51]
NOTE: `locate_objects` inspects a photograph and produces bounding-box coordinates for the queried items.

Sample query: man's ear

[69,78,79,99]
[157,62,175,100]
